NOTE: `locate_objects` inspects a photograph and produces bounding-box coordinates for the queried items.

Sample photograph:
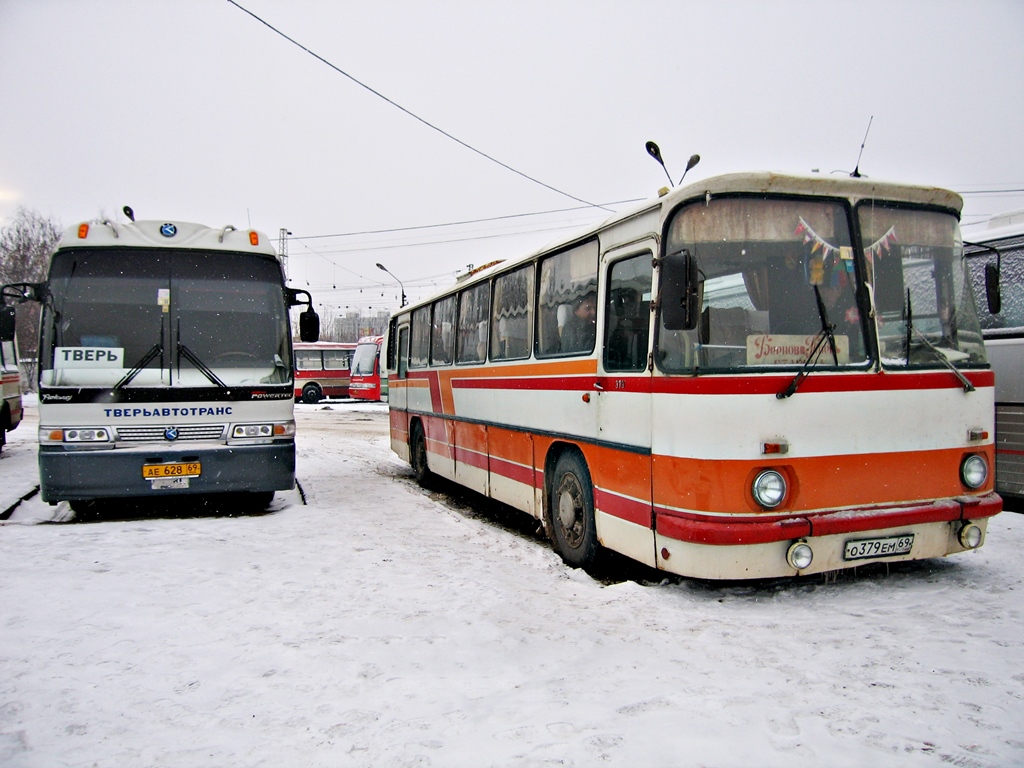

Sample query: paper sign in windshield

[746,335,849,365]
[55,347,125,368]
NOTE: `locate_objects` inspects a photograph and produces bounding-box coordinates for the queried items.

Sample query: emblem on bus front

[164,427,179,441]
[160,223,177,238]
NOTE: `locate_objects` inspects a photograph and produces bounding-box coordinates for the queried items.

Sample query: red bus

[293,341,356,403]
[349,335,384,401]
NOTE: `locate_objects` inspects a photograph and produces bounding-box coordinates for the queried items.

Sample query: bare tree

[0,207,62,361]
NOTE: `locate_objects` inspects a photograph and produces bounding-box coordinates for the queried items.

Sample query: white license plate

[843,534,914,561]
[150,476,190,490]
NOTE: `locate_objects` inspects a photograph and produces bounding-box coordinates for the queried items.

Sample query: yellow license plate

[142,462,201,479]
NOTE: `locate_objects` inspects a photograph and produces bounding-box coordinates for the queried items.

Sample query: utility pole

[278,228,292,278]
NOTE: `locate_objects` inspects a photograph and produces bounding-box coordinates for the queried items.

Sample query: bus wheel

[550,451,598,568]
[301,383,322,404]
[410,421,432,486]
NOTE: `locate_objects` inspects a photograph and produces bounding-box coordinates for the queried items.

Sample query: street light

[376,262,407,307]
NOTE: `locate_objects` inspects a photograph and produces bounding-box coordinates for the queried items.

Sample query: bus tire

[301,383,322,404]
[410,421,432,486]
[550,450,598,568]
[0,406,7,453]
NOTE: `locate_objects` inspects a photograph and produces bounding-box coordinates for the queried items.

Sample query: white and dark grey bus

[2,217,319,511]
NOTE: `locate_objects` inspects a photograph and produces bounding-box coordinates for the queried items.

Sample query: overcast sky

[2,0,1022,314]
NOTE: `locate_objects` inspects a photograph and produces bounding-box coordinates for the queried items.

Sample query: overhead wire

[226,0,612,212]
[290,200,641,241]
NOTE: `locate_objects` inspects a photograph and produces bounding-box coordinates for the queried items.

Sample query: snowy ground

[1,396,1023,768]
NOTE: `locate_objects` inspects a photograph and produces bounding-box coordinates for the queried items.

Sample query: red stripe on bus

[595,487,652,528]
[449,370,994,396]
[454,443,488,472]
[490,455,534,485]
[407,370,449,413]
[655,493,1000,546]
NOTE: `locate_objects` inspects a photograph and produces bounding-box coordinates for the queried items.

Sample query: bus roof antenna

[646,141,674,187]
[123,206,135,222]
[851,116,873,178]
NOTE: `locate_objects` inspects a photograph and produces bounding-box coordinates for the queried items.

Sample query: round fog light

[960,454,988,489]
[787,540,814,570]
[752,469,787,508]
[958,523,982,549]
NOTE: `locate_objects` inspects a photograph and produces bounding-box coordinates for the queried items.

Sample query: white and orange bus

[293,341,356,403]
[349,335,384,402]
[385,171,1001,580]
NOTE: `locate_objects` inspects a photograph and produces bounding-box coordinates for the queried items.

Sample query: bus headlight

[787,540,814,570]
[958,522,983,549]
[960,454,988,489]
[45,427,111,443]
[752,469,787,509]
[230,421,295,439]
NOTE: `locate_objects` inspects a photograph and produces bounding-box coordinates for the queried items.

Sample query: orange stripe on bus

[651,446,996,514]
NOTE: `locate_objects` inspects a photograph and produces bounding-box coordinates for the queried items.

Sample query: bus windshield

[656,196,985,372]
[40,248,291,388]
[658,197,869,372]
[351,341,378,375]
[861,203,987,368]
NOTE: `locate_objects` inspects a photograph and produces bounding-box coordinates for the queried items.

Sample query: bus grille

[115,424,227,442]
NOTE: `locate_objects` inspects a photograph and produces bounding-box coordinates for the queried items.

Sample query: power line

[290,200,639,241]
[296,223,585,258]
[227,0,611,212]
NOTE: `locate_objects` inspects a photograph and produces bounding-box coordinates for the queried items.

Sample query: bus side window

[397,326,409,379]
[322,350,348,370]
[537,240,599,358]
[604,253,652,372]
[295,350,321,370]
[409,306,430,368]
[491,264,534,361]
[456,282,489,364]
[430,295,456,366]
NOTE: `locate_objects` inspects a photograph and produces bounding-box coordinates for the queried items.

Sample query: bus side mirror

[2,281,46,305]
[984,262,1001,315]
[299,308,320,343]
[0,306,15,342]
[660,249,702,331]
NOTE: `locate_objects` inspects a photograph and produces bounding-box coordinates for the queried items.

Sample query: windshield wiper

[909,328,975,393]
[177,343,228,389]
[903,288,973,392]
[776,329,833,399]
[777,285,837,399]
[115,343,163,389]
[814,284,839,366]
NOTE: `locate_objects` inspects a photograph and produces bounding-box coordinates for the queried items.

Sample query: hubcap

[556,475,584,547]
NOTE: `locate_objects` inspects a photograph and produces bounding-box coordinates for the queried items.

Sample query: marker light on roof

[249,231,259,246]
[78,223,89,239]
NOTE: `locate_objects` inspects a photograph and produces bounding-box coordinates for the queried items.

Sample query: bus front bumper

[38,442,296,503]
[653,493,1002,579]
